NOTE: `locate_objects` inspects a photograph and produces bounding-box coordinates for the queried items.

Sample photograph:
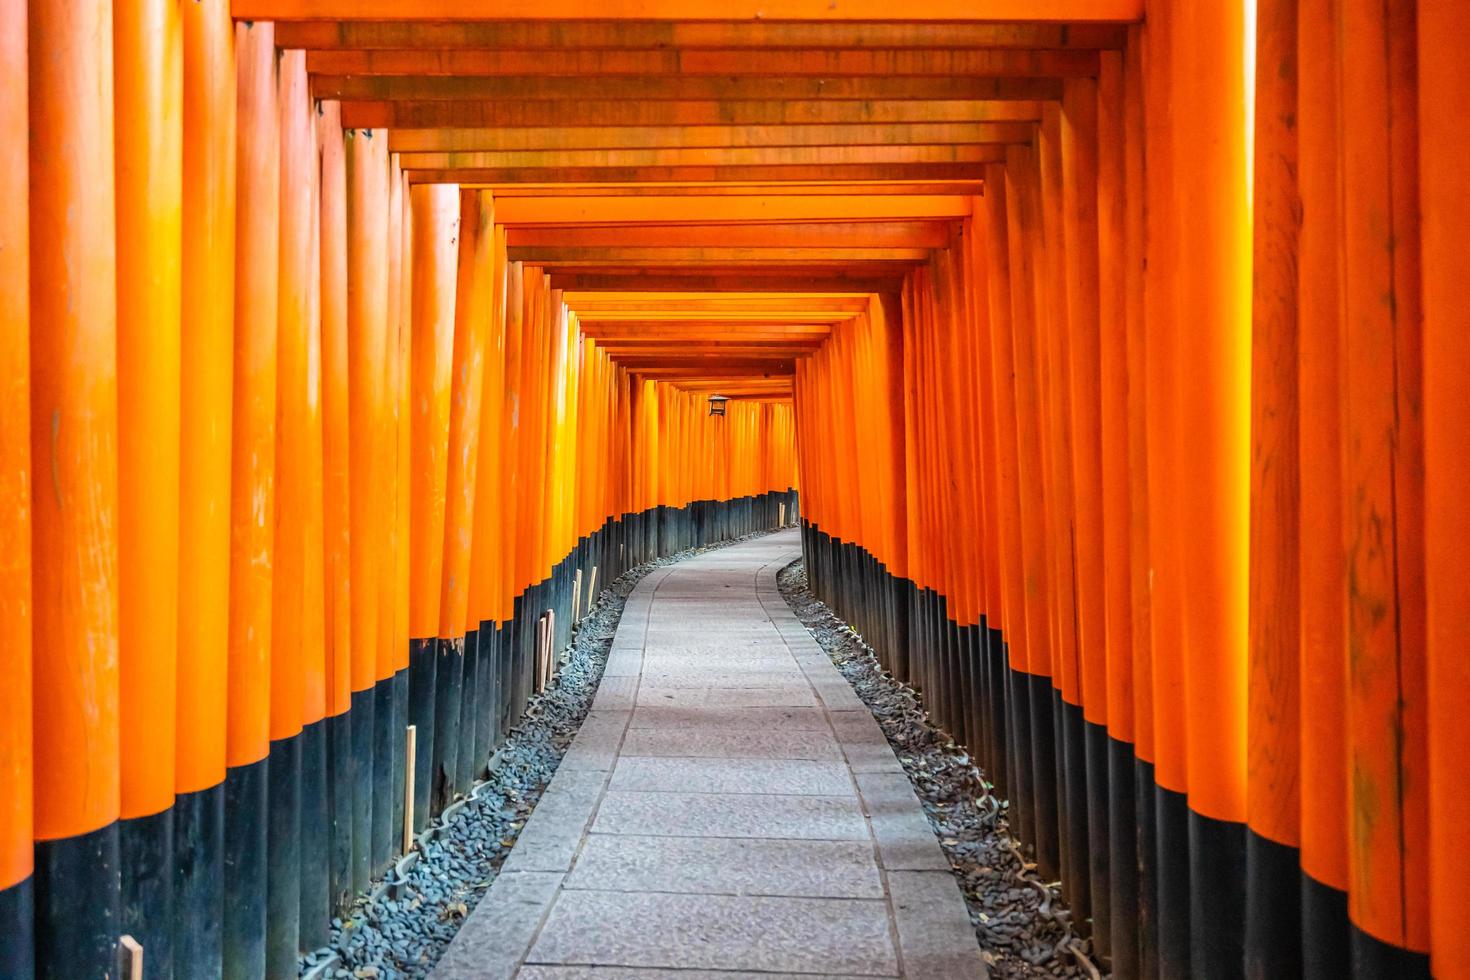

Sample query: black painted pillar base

[348,686,374,894]
[299,718,331,950]
[1108,737,1139,980]
[407,637,437,835]
[35,823,119,980]
[371,678,394,873]
[0,875,34,980]
[1244,830,1300,979]
[1155,783,1191,980]
[222,757,267,980]
[121,806,175,980]
[324,711,353,913]
[265,734,301,980]
[173,781,223,979]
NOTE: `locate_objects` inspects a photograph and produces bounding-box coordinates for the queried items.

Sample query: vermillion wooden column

[176,1,233,974]
[266,48,311,980]
[1245,1,1302,975]
[115,0,183,969]
[346,126,389,888]
[1421,2,1470,976]
[226,22,278,980]
[408,182,459,831]
[27,0,121,972]
[1337,0,1429,972]
[1294,2,1349,973]
[0,1,30,973]
[1169,0,1251,972]
[317,100,355,913]
[435,189,494,810]
[1004,146,1061,881]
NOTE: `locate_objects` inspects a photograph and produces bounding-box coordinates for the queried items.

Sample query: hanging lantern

[707,394,729,417]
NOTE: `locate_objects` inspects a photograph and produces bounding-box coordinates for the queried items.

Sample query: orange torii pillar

[1169,0,1252,974]
[407,182,460,831]
[318,99,356,913]
[265,47,314,978]
[434,189,492,812]
[1339,0,1429,973]
[1244,0,1302,974]
[1421,4,1470,980]
[175,0,234,974]
[116,0,183,974]
[345,125,390,887]
[0,1,29,975]
[28,0,121,974]
[1294,0,1348,973]
[225,20,278,980]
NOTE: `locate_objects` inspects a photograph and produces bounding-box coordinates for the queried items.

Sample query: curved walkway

[433,529,984,980]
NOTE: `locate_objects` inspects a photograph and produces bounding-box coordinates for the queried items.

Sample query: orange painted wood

[178,0,236,785]
[439,190,494,638]
[1299,0,1346,899]
[28,0,120,839]
[1421,0,1470,972]
[228,20,279,769]
[239,0,1143,22]
[408,184,460,641]
[313,74,1063,104]
[0,0,29,890]
[346,126,389,692]
[318,101,353,718]
[344,99,1041,131]
[1245,0,1300,851]
[1338,0,1428,951]
[271,48,313,744]
[116,0,183,818]
[275,20,1126,51]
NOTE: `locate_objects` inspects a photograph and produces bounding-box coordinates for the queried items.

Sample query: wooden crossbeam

[629,365,794,377]
[343,98,1041,130]
[396,144,1006,170]
[276,21,1127,50]
[238,0,1143,23]
[312,74,1064,103]
[387,122,1035,153]
[550,272,903,292]
[489,183,983,198]
[406,163,992,184]
[507,221,953,249]
[493,194,972,224]
[305,47,1098,77]
[510,247,930,265]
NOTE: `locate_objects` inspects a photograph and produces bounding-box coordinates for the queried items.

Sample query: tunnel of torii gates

[0,0,1468,978]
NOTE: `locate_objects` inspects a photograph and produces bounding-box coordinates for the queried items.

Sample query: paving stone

[434,871,563,980]
[856,772,952,872]
[609,756,856,796]
[565,833,884,898]
[520,969,869,980]
[559,711,630,772]
[501,770,608,873]
[634,669,811,689]
[591,789,871,841]
[886,871,987,979]
[629,703,832,731]
[589,674,637,712]
[620,726,843,761]
[526,890,899,977]
[636,685,818,708]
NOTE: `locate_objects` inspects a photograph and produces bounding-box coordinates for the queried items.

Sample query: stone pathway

[433,529,985,980]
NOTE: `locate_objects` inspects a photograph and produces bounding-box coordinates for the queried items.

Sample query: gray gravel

[776,559,1105,980]
[300,528,792,980]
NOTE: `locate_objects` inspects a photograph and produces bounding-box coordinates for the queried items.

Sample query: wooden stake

[572,568,583,623]
[588,566,599,608]
[120,935,143,980]
[402,724,416,854]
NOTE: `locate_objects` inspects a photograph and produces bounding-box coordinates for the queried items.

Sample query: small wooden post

[588,566,598,608]
[572,568,583,623]
[779,502,786,526]
[120,935,143,980]
[402,724,417,853]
